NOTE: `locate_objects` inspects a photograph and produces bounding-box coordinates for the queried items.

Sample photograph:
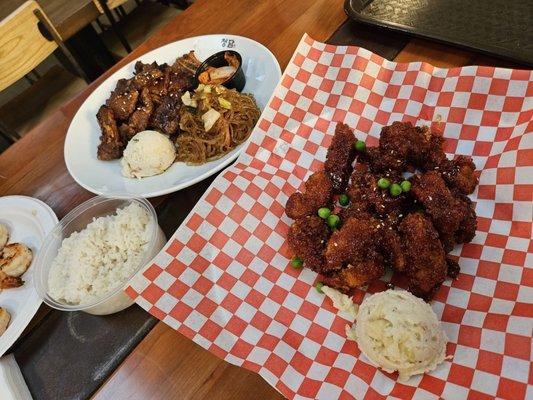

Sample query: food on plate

[0,270,23,289]
[48,202,153,305]
[0,243,33,278]
[198,52,241,85]
[0,225,33,290]
[177,84,260,164]
[121,130,176,178]
[95,50,260,173]
[0,223,9,250]
[286,121,478,299]
[0,307,10,335]
[346,289,448,381]
[97,52,199,161]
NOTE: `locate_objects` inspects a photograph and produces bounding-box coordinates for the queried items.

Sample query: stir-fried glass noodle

[177,85,260,164]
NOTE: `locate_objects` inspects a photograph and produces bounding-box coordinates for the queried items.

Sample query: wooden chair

[0,0,88,144]
[93,0,133,53]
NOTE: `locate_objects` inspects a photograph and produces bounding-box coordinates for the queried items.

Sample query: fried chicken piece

[454,192,477,244]
[411,171,468,251]
[119,87,154,141]
[149,93,183,136]
[106,79,139,120]
[324,123,356,192]
[287,216,330,272]
[399,213,447,299]
[286,171,333,220]
[344,167,373,216]
[363,122,447,173]
[323,260,385,293]
[421,134,447,170]
[361,146,403,172]
[378,224,406,272]
[446,256,460,279]
[366,122,423,171]
[346,166,406,216]
[324,217,384,273]
[96,106,124,160]
[440,156,478,195]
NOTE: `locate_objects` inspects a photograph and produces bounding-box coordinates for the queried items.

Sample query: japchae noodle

[177,85,260,164]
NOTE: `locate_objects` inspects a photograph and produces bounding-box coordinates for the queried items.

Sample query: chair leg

[25,74,36,85]
[34,9,91,83]
[117,5,128,18]
[99,0,132,53]
[95,18,107,33]
[0,120,20,143]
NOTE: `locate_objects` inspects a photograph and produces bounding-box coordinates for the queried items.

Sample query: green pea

[291,256,303,269]
[315,281,325,294]
[354,140,366,152]
[377,177,391,189]
[318,207,331,219]
[400,180,412,192]
[338,194,350,206]
[390,183,402,197]
[327,214,340,228]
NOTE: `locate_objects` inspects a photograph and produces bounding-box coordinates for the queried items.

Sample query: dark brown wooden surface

[0,0,520,399]
[1,0,99,40]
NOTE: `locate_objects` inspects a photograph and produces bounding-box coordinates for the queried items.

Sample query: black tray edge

[344,0,533,67]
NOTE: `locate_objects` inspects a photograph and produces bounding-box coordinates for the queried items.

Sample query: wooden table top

[0,0,520,399]
[1,0,99,39]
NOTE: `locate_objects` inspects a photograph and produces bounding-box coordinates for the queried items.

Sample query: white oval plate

[0,196,58,357]
[65,34,281,198]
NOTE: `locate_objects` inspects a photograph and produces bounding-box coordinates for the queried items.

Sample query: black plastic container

[195,50,246,92]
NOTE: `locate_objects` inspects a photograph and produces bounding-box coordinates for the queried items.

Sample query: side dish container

[195,50,246,91]
[33,196,165,315]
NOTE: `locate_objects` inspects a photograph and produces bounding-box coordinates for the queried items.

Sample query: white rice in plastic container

[48,202,153,305]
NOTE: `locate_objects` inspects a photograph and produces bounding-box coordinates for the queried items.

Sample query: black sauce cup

[195,50,246,92]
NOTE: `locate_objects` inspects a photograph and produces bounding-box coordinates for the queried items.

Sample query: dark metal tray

[344,0,533,66]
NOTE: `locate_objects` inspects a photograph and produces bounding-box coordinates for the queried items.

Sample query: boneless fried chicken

[322,218,385,290]
[324,217,383,272]
[440,156,478,195]
[286,171,333,220]
[285,121,478,301]
[324,123,356,192]
[411,171,470,251]
[399,213,447,299]
[287,216,330,272]
[454,192,477,244]
[345,166,406,217]
[362,122,448,172]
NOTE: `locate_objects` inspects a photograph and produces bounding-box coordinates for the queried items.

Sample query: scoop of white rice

[48,202,153,305]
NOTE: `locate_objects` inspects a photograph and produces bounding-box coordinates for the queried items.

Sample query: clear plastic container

[33,195,166,315]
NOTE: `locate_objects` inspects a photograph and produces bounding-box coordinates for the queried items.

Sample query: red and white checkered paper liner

[127,34,533,399]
